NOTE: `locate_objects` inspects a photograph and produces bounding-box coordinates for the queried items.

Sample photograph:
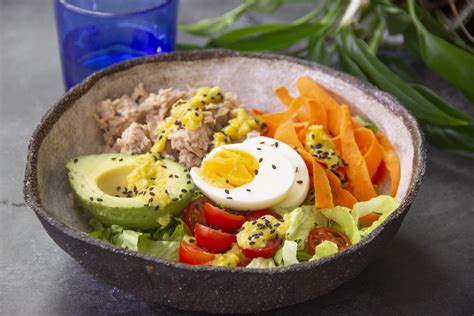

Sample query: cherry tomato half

[240,238,282,259]
[179,242,215,265]
[204,202,246,232]
[194,223,236,253]
[183,196,210,231]
[245,209,281,221]
[307,227,351,255]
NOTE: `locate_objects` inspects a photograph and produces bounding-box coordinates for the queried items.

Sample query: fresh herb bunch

[178,0,474,152]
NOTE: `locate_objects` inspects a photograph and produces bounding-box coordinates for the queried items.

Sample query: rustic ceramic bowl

[24,50,426,314]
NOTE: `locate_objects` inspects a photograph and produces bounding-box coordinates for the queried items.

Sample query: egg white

[190,143,295,211]
[245,136,310,208]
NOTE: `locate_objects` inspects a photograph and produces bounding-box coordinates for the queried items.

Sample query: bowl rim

[23,49,426,274]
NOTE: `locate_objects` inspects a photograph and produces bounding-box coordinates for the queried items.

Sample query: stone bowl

[24,49,426,314]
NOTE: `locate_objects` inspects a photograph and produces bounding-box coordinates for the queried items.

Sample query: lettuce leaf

[359,198,400,238]
[137,236,179,261]
[283,207,318,250]
[320,206,361,244]
[246,257,277,268]
[274,240,299,266]
[353,195,399,218]
[310,240,338,261]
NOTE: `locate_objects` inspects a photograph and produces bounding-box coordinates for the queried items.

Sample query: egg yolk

[198,149,259,188]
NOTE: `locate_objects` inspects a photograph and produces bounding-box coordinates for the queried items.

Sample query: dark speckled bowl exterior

[24,50,426,314]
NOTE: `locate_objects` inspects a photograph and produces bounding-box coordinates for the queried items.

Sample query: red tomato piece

[203,203,246,232]
[245,209,282,221]
[194,224,236,253]
[179,242,215,265]
[240,239,282,259]
[307,227,351,255]
[183,196,210,231]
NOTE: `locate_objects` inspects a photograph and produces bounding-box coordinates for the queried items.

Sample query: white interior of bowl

[37,56,415,231]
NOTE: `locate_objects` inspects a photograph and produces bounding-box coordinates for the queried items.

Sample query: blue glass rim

[57,0,175,18]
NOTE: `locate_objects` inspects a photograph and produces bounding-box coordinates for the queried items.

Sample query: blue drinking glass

[54,0,179,90]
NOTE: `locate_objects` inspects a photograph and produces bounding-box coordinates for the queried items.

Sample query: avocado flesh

[66,153,194,230]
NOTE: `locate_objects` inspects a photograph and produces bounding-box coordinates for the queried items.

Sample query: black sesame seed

[249,241,256,246]
[116,186,121,191]
[275,142,279,147]
[274,223,281,227]
[181,189,187,193]
[248,236,252,240]
[256,147,262,150]
[189,238,196,243]
[73,158,78,163]
[148,198,154,203]
[252,220,257,225]
[144,204,149,207]
[254,170,258,175]
[295,167,299,173]
[89,197,93,201]
[226,197,233,200]
[246,189,251,192]
[259,158,263,163]
[119,158,123,162]
[186,174,191,179]
[259,141,265,144]
[179,194,183,198]
[225,189,230,194]
[315,143,322,149]
[272,164,277,169]
[194,112,199,117]
[111,157,116,161]
[172,198,178,201]
[154,206,160,211]
[165,190,169,195]
[174,175,179,178]
[226,179,230,183]
[187,180,191,184]
[168,174,173,178]
[297,180,303,184]
[114,195,120,197]
[149,192,155,196]
[97,198,103,202]
[270,229,276,234]
[149,186,155,191]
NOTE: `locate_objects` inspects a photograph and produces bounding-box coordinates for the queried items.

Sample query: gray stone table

[1,1,473,315]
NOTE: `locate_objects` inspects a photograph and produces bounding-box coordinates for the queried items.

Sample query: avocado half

[66,153,194,230]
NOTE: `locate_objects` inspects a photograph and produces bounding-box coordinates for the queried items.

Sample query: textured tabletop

[1,1,473,315]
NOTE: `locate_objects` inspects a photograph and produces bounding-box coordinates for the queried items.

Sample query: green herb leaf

[407,0,474,103]
[178,1,255,37]
[422,123,474,152]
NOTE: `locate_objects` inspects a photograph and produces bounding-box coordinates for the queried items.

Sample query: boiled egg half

[190,139,309,211]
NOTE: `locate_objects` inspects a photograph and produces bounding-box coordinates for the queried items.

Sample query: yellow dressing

[212,108,265,148]
[210,244,244,267]
[236,215,287,248]
[305,125,343,171]
[125,153,171,207]
[198,149,259,189]
[150,86,224,154]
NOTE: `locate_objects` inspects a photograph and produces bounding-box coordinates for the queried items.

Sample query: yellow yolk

[150,86,224,154]
[305,125,343,171]
[198,149,259,189]
[210,244,245,267]
[125,153,171,207]
[212,108,266,148]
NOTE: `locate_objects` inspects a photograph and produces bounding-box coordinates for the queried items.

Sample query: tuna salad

[67,76,401,268]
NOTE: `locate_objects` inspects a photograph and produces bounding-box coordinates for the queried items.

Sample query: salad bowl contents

[24,50,425,313]
[68,75,402,268]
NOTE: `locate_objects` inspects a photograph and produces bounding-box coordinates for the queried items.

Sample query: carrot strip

[274,86,294,107]
[294,122,309,133]
[332,136,342,153]
[261,97,303,137]
[296,76,341,136]
[274,121,304,150]
[251,108,266,116]
[297,124,308,143]
[312,159,334,209]
[359,213,381,226]
[376,133,401,197]
[325,170,357,208]
[296,99,328,129]
[297,148,313,175]
[339,105,376,201]
[371,161,387,185]
[354,128,384,178]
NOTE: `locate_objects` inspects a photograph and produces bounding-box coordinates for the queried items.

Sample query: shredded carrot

[274,86,294,107]
[359,213,381,226]
[372,161,387,185]
[296,99,328,129]
[376,133,400,197]
[296,76,341,136]
[312,159,334,209]
[354,128,384,178]
[297,124,308,143]
[325,170,357,208]
[274,121,304,150]
[332,136,342,153]
[340,105,376,201]
[293,122,309,133]
[297,148,314,175]
[262,97,303,137]
[251,108,266,116]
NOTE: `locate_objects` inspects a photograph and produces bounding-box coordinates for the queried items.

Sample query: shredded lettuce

[310,240,339,261]
[359,198,400,238]
[246,257,276,268]
[274,240,299,266]
[320,206,361,244]
[283,207,318,250]
[137,237,179,261]
[353,195,399,219]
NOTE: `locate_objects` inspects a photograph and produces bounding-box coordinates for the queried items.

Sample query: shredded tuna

[96,85,250,167]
